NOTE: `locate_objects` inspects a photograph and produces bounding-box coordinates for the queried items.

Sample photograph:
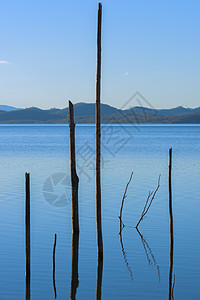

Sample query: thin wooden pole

[96,2,103,259]
[53,234,57,299]
[68,100,79,235]
[168,148,174,300]
[25,172,30,300]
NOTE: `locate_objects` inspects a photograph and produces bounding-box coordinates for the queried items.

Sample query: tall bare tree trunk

[25,172,30,300]
[69,100,79,235]
[168,148,174,300]
[96,2,103,259]
[69,100,79,299]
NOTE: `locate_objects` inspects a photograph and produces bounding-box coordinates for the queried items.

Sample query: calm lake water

[0,124,199,299]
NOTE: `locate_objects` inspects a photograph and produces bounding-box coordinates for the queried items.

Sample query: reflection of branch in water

[96,255,103,300]
[119,228,133,280]
[52,234,57,299]
[70,232,79,300]
[136,228,160,281]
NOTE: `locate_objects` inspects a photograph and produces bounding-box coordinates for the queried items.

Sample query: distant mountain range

[0,105,21,112]
[0,103,200,124]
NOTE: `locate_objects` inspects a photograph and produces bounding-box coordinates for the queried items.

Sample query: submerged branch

[136,175,161,229]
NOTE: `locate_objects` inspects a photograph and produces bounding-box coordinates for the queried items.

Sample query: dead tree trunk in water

[25,172,30,300]
[69,100,80,299]
[96,3,103,259]
[52,234,57,299]
[69,100,79,235]
[168,148,174,300]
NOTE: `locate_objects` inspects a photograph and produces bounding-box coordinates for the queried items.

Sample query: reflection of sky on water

[0,125,199,299]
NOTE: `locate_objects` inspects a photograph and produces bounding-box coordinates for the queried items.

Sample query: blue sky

[0,0,199,109]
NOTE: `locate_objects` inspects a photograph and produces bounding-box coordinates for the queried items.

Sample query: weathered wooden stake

[96,2,103,259]
[25,172,30,300]
[53,234,57,299]
[168,148,174,300]
[68,100,79,235]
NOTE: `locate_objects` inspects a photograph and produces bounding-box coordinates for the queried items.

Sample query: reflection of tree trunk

[168,235,174,300]
[53,234,57,299]
[25,274,30,300]
[168,148,174,300]
[96,255,103,300]
[119,229,133,280]
[70,232,79,300]
[25,172,30,300]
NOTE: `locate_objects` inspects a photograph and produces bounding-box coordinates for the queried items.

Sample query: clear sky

[0,0,200,109]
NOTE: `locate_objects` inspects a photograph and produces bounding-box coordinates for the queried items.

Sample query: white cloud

[0,60,10,64]
[123,72,128,76]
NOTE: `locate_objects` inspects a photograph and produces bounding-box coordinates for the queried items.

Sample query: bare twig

[135,174,161,229]
[119,172,134,233]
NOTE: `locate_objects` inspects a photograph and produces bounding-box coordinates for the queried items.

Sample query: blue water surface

[0,124,199,299]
